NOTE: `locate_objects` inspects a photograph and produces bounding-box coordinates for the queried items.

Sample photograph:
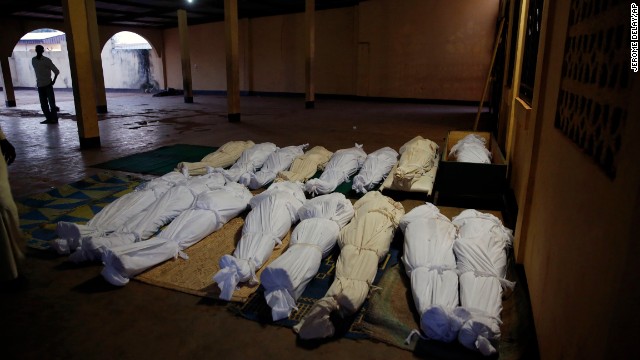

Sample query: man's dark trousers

[37,83,57,122]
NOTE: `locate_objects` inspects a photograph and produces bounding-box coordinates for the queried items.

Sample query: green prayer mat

[16,172,143,250]
[90,144,218,176]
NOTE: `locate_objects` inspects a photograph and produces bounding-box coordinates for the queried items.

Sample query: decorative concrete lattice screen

[555,0,630,178]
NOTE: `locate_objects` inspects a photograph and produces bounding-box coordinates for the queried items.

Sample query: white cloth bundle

[352,146,398,194]
[294,191,404,339]
[176,140,255,176]
[135,171,189,191]
[69,173,226,263]
[261,193,355,321]
[101,182,252,286]
[379,136,439,195]
[213,181,306,301]
[239,144,307,189]
[304,144,366,196]
[399,203,461,343]
[452,209,514,356]
[212,142,277,183]
[276,146,333,183]
[52,171,188,255]
[449,134,491,164]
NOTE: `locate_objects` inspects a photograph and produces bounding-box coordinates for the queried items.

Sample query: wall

[313,7,357,95]
[250,13,305,93]
[517,1,640,358]
[161,0,498,101]
[247,7,356,95]
[357,0,498,100]
[163,20,234,91]
[524,72,640,358]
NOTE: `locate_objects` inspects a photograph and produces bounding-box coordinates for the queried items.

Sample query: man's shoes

[40,119,58,124]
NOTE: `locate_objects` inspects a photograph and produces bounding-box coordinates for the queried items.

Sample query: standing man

[32,45,60,125]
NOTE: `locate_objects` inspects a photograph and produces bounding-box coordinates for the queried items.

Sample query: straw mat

[135,215,293,303]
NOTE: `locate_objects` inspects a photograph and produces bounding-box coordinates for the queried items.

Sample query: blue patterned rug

[16,172,143,250]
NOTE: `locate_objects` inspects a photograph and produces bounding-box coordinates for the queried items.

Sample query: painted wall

[164,19,251,92]
[163,28,181,91]
[312,7,357,95]
[357,0,497,100]
[160,0,498,101]
[514,1,640,357]
[524,76,640,358]
[250,13,305,93]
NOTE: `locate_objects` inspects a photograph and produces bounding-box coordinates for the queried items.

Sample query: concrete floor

[0,89,534,359]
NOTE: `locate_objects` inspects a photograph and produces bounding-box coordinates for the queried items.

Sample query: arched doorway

[10,28,72,89]
[101,31,162,92]
[2,28,75,118]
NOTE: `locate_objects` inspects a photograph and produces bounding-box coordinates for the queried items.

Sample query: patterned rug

[16,172,143,250]
[90,144,218,176]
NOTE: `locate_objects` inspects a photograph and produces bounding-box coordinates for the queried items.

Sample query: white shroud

[293,191,404,339]
[399,203,461,343]
[212,142,277,183]
[449,134,491,164]
[52,171,188,255]
[239,144,307,189]
[213,181,306,301]
[304,144,366,196]
[176,140,256,176]
[452,209,514,356]
[261,193,355,321]
[276,146,333,183]
[69,173,226,263]
[379,136,439,195]
[101,182,252,286]
[352,146,398,194]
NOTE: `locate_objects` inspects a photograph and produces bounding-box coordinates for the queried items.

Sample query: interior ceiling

[0,0,363,29]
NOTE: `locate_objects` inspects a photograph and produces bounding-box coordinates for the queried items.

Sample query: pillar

[178,9,193,103]
[224,0,240,122]
[86,0,107,113]
[305,0,315,109]
[0,57,16,107]
[63,0,100,149]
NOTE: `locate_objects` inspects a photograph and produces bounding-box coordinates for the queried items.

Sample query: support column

[178,9,193,103]
[224,0,240,122]
[63,0,100,149]
[0,57,16,107]
[86,0,107,113]
[161,47,168,90]
[305,0,315,109]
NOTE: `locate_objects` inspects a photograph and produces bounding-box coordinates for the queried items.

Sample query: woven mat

[135,215,293,303]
